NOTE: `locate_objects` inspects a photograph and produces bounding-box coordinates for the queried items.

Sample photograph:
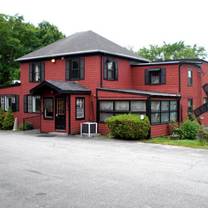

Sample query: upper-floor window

[187,68,193,86]
[24,95,40,113]
[29,62,45,82]
[66,57,84,80]
[188,98,193,116]
[145,68,166,85]
[0,95,19,112]
[104,58,118,81]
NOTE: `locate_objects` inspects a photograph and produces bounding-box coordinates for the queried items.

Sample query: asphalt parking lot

[0,131,208,208]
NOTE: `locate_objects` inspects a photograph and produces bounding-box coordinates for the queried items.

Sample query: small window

[0,95,19,112]
[115,101,129,112]
[24,95,40,113]
[130,101,146,112]
[100,101,113,111]
[76,98,85,119]
[44,98,54,119]
[66,57,84,80]
[104,58,118,81]
[203,98,208,104]
[188,69,193,86]
[29,63,44,82]
[145,68,166,85]
[188,98,193,116]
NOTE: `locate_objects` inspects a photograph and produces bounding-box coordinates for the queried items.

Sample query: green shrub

[106,114,150,140]
[197,128,208,144]
[175,119,200,140]
[19,122,33,131]
[0,108,5,129]
[168,122,179,135]
[2,108,14,130]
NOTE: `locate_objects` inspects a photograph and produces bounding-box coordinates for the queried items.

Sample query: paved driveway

[0,131,208,208]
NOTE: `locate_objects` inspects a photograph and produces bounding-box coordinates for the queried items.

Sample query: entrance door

[55,96,66,130]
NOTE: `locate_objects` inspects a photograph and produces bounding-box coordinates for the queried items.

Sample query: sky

[1,0,208,51]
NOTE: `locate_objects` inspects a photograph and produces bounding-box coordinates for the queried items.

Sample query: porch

[30,80,91,134]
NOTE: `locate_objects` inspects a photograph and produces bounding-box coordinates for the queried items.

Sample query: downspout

[178,63,182,122]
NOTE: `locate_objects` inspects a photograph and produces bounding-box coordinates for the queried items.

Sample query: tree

[0,14,65,84]
[138,41,207,61]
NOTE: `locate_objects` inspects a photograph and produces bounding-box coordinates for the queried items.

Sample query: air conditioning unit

[80,122,98,137]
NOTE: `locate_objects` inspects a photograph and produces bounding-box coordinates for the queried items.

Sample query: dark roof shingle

[17,31,148,62]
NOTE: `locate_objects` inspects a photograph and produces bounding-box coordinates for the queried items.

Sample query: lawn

[146,137,208,149]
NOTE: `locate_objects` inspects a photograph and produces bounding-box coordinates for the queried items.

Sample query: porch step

[48,132,68,137]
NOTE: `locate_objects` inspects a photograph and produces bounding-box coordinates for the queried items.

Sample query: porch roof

[30,80,91,95]
[97,88,181,98]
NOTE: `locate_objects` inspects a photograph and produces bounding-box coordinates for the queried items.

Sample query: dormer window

[145,68,166,85]
[104,58,118,81]
[29,62,45,82]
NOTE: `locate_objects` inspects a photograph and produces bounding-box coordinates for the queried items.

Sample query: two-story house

[0,31,208,137]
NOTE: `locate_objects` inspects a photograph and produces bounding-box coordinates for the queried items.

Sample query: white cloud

[1,0,208,52]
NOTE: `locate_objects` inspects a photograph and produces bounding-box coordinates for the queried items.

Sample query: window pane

[161,112,169,123]
[151,113,160,124]
[170,112,177,122]
[150,71,160,84]
[161,101,169,111]
[100,101,113,111]
[76,98,84,119]
[170,101,177,111]
[151,101,160,112]
[44,98,53,119]
[115,101,129,111]
[100,113,113,122]
[71,59,80,79]
[131,101,146,112]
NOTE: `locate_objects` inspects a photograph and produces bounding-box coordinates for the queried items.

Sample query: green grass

[145,137,208,149]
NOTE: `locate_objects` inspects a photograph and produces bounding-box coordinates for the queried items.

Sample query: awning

[30,80,91,95]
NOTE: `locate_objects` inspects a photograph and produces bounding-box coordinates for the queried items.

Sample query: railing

[23,115,41,130]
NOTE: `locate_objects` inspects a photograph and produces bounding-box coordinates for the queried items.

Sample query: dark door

[55,96,66,130]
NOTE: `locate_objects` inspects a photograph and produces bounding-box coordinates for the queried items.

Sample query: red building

[0,31,208,137]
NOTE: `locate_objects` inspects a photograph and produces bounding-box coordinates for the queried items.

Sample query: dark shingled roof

[17,31,148,62]
[97,88,181,97]
[30,80,91,94]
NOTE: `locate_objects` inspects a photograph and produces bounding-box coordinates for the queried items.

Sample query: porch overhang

[30,80,91,95]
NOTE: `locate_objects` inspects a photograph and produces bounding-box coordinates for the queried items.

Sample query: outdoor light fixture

[51,58,56,63]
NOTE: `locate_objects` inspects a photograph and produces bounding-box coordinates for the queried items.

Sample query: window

[188,69,193,86]
[66,57,84,80]
[204,97,208,104]
[0,95,19,112]
[24,95,40,113]
[150,100,178,124]
[29,62,45,82]
[188,98,193,116]
[145,68,166,85]
[104,58,118,80]
[99,100,146,122]
[76,98,85,119]
[44,98,54,119]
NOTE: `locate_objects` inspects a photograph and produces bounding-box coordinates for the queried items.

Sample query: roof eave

[16,49,149,63]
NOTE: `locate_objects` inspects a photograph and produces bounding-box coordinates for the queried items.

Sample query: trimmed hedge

[106,114,150,140]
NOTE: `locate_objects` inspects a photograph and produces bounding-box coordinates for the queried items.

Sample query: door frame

[55,96,66,131]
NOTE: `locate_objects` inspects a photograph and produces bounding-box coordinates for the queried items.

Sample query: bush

[197,128,208,144]
[0,108,5,129]
[175,119,200,140]
[19,122,33,131]
[106,114,150,140]
[2,108,14,130]
[168,122,179,135]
